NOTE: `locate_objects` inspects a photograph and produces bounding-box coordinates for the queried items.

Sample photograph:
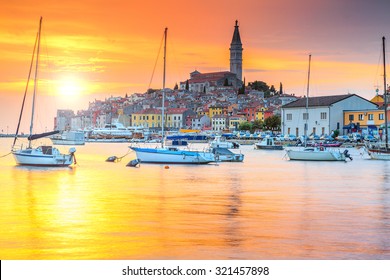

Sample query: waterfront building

[228,115,247,131]
[55,109,75,130]
[343,108,390,136]
[212,114,228,132]
[192,115,211,130]
[281,94,378,137]
[132,108,161,129]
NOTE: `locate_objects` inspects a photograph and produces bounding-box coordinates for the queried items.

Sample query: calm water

[1,138,389,260]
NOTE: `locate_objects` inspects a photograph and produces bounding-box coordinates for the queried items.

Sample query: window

[286,113,292,121]
[358,114,364,121]
[303,113,309,120]
[368,114,374,120]
[379,113,384,120]
[349,115,354,121]
[320,112,327,120]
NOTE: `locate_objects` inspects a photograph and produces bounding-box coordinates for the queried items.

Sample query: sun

[57,78,83,96]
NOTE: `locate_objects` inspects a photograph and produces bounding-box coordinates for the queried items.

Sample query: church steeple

[230,20,243,81]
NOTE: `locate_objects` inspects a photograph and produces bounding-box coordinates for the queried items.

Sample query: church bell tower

[230,20,243,81]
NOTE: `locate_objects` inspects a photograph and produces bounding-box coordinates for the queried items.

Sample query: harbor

[1,137,389,259]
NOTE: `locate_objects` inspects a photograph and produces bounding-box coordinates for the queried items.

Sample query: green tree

[223,78,229,86]
[248,80,269,92]
[238,121,252,131]
[279,82,283,95]
[174,83,178,90]
[252,119,263,131]
[264,115,281,131]
[185,79,189,91]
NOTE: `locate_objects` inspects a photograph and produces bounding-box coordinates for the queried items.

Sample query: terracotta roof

[135,108,161,114]
[167,108,188,114]
[282,94,372,108]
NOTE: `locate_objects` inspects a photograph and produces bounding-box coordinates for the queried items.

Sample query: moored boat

[255,136,283,150]
[11,17,76,167]
[50,130,85,145]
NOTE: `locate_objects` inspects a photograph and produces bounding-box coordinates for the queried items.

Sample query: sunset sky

[1,0,390,133]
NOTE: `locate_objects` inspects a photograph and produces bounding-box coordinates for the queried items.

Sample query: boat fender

[343,149,353,161]
[106,156,118,162]
[126,159,140,167]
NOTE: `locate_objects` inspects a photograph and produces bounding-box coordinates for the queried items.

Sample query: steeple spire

[230,20,243,81]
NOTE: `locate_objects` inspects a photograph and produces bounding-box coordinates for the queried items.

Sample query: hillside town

[54,21,389,141]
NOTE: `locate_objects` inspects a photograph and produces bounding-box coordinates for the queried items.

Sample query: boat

[50,130,85,145]
[87,122,134,141]
[130,28,215,164]
[366,37,390,160]
[286,146,351,161]
[11,17,76,167]
[210,135,239,149]
[255,136,283,150]
[285,55,351,161]
[211,147,244,162]
[166,133,208,142]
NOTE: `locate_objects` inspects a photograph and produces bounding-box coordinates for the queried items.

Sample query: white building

[212,114,228,132]
[281,94,378,137]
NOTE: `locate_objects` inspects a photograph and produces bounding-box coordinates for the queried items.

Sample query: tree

[264,115,281,131]
[248,80,269,92]
[223,78,229,86]
[238,78,246,95]
[252,119,263,131]
[270,85,276,95]
[174,83,178,90]
[238,121,252,131]
[185,80,189,91]
[279,82,283,95]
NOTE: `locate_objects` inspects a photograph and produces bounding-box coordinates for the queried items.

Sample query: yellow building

[256,107,266,121]
[343,109,388,132]
[132,108,161,128]
[228,115,247,131]
[208,106,223,118]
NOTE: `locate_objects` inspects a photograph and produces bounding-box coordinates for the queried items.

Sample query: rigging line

[147,31,165,90]
[12,30,39,149]
[0,151,12,158]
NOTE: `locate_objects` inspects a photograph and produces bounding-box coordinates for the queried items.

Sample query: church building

[180,21,243,92]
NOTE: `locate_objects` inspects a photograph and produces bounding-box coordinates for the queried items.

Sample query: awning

[367,125,377,130]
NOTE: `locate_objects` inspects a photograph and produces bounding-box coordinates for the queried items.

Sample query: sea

[1,137,389,260]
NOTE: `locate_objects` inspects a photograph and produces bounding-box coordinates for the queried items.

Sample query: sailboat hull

[367,148,390,160]
[130,147,215,164]
[286,149,347,161]
[12,146,75,166]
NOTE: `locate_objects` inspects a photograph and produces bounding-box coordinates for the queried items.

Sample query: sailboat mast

[383,37,388,149]
[304,54,311,147]
[161,27,167,147]
[29,16,42,148]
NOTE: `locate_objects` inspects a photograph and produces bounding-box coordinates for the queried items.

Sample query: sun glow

[57,78,83,96]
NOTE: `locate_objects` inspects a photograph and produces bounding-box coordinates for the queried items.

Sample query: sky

[1,0,390,133]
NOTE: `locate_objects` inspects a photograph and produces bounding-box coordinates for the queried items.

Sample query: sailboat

[285,55,352,161]
[130,28,215,164]
[11,17,77,166]
[366,37,390,160]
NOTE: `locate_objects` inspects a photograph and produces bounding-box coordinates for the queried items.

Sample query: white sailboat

[285,55,351,161]
[130,28,215,164]
[366,36,390,160]
[12,17,77,166]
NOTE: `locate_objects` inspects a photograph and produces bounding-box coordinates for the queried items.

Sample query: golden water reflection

[0,139,389,259]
